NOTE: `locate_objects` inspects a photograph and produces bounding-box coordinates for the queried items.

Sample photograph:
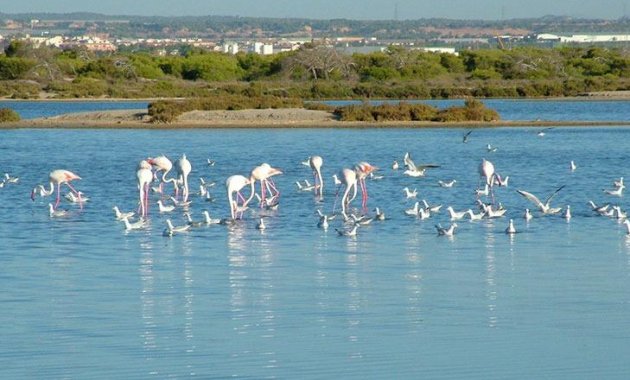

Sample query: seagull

[485,204,507,218]
[121,216,147,231]
[524,208,533,221]
[369,172,384,181]
[537,127,554,137]
[204,192,216,202]
[332,174,342,186]
[438,180,456,188]
[351,214,373,225]
[624,220,630,235]
[588,200,610,215]
[392,160,399,170]
[202,210,221,225]
[403,152,440,177]
[316,209,337,221]
[435,223,457,237]
[405,202,420,216]
[170,196,192,207]
[564,206,572,221]
[296,180,315,192]
[417,207,431,220]
[467,209,485,221]
[374,207,386,221]
[422,199,442,213]
[198,184,208,197]
[48,203,69,218]
[613,206,627,220]
[493,174,509,187]
[475,184,490,197]
[570,161,577,172]
[317,215,329,229]
[614,177,624,188]
[604,186,624,197]
[505,219,516,234]
[4,173,19,184]
[516,186,565,215]
[462,130,473,143]
[157,200,176,213]
[336,225,358,237]
[65,191,89,203]
[256,218,266,230]
[185,213,205,227]
[207,159,216,166]
[403,187,418,198]
[113,206,135,220]
[199,177,216,188]
[486,144,498,153]
[163,219,190,236]
[446,206,468,221]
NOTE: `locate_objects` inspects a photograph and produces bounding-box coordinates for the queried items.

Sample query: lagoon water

[2,101,630,378]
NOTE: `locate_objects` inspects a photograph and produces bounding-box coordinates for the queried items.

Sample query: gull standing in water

[524,208,533,221]
[516,185,565,215]
[505,219,516,234]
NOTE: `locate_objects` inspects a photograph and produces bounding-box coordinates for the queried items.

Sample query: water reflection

[181,236,196,376]
[405,249,424,330]
[484,226,498,328]
[345,253,363,360]
[139,239,157,374]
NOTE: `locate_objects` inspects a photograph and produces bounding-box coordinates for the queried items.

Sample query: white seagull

[157,200,176,213]
[202,210,222,225]
[403,187,418,198]
[446,206,468,221]
[438,180,456,188]
[505,219,516,234]
[516,186,565,215]
[403,152,440,177]
[113,206,135,220]
[121,216,147,231]
[163,219,190,236]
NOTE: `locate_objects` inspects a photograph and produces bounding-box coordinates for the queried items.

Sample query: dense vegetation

[0,40,628,101]
[0,107,20,122]
[147,95,499,123]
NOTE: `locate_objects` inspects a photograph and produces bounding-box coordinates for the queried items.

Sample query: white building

[222,42,239,54]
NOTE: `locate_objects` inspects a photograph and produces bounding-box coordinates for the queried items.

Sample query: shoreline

[1,107,629,129]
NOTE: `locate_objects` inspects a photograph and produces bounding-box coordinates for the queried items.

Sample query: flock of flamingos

[21,142,630,238]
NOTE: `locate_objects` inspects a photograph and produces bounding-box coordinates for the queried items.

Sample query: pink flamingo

[226,175,252,220]
[309,155,324,200]
[31,169,82,210]
[175,154,192,202]
[354,162,378,210]
[247,163,283,208]
[147,155,178,195]
[137,160,153,218]
[335,168,357,219]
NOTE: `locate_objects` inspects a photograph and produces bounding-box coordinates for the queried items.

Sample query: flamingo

[336,168,357,219]
[147,155,178,195]
[175,154,192,202]
[226,174,252,220]
[32,169,83,210]
[354,162,378,210]
[136,160,153,218]
[479,159,495,187]
[248,163,283,208]
[308,155,324,200]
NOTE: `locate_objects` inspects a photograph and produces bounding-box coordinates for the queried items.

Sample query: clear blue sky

[3,0,627,20]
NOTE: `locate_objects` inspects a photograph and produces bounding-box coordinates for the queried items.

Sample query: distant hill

[1,13,629,39]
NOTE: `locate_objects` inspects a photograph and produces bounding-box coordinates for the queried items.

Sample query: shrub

[0,108,21,122]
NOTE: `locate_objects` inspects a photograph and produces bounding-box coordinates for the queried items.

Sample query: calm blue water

[2,102,630,379]
[2,99,630,122]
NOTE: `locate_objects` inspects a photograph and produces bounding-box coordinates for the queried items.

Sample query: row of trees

[0,40,628,99]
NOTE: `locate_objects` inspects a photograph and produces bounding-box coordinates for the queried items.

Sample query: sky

[2,0,628,20]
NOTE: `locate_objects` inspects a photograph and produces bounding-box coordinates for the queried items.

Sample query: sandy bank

[2,108,630,129]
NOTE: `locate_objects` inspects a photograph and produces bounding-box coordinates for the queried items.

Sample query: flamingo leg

[144,183,150,216]
[360,179,368,210]
[54,183,62,209]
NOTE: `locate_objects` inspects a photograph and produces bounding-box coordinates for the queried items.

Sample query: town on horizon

[1,13,629,56]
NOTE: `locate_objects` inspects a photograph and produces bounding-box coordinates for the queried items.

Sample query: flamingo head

[355,162,378,176]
